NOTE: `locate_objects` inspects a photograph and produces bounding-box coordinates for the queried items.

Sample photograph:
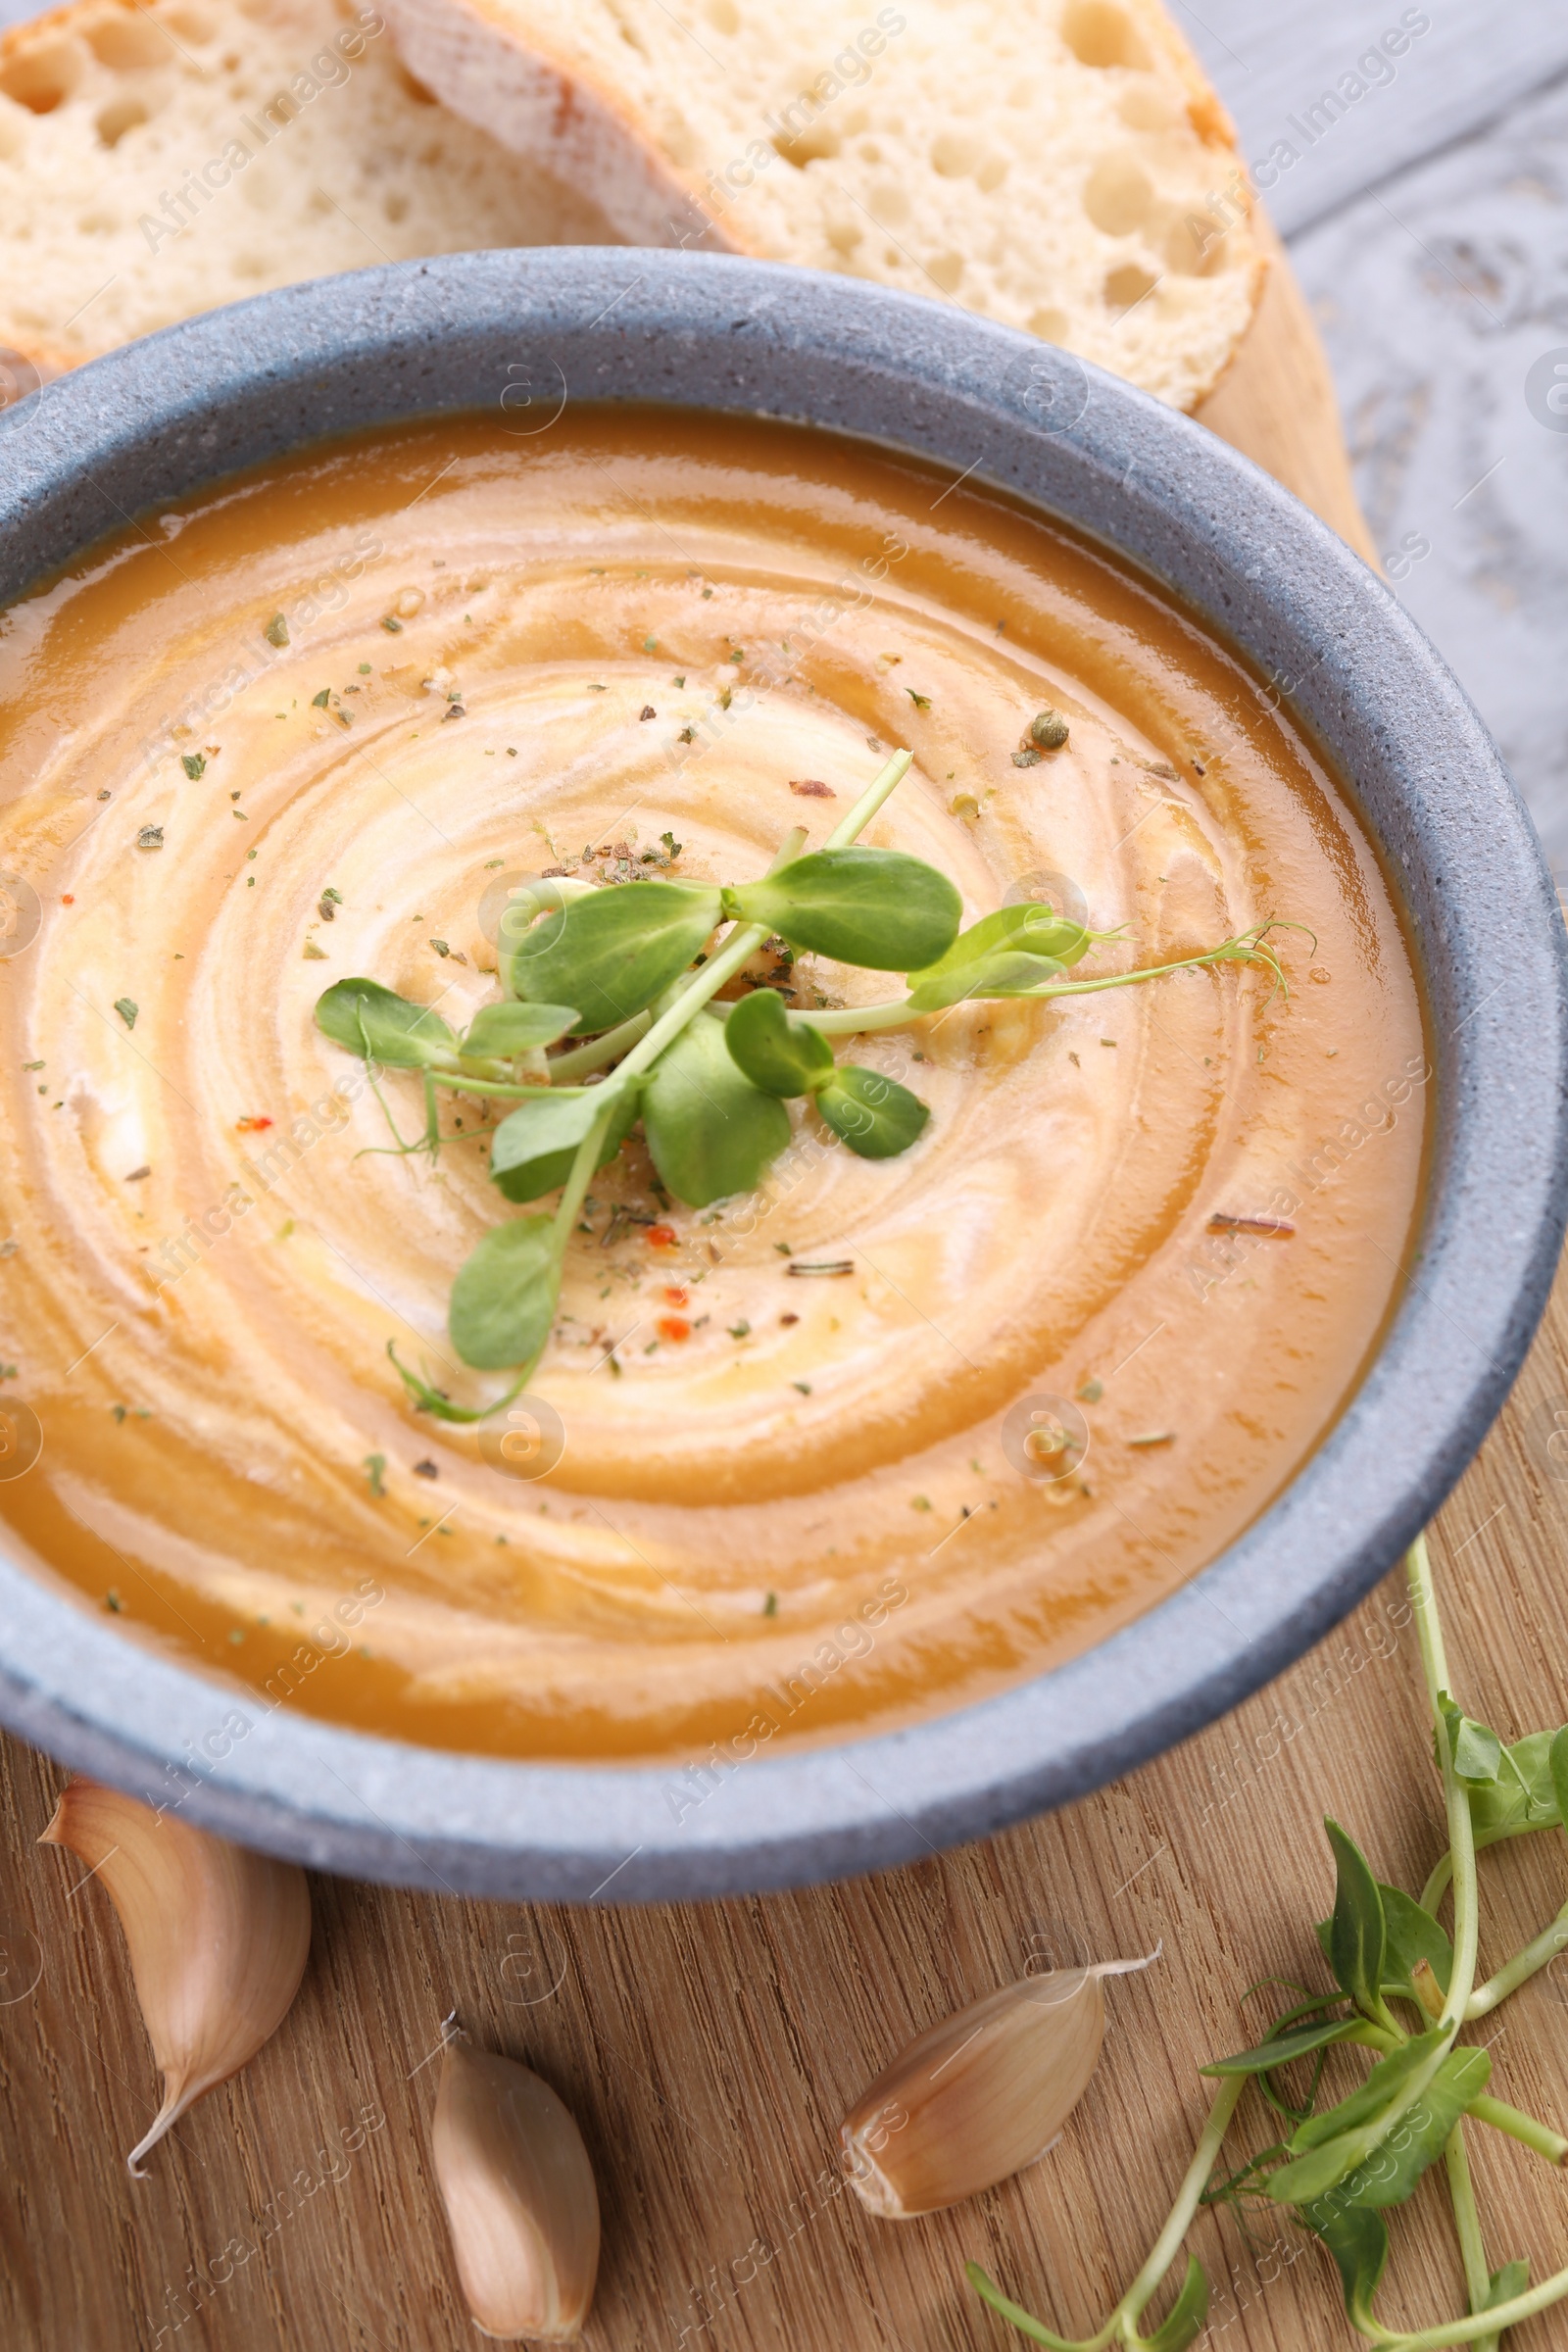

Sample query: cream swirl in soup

[0,413,1426,1761]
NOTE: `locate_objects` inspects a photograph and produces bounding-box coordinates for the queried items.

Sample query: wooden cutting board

[6,231,1567,2352]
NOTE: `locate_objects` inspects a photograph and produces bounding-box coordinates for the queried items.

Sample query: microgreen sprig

[316,749,1291,1417]
[968,1531,1568,2352]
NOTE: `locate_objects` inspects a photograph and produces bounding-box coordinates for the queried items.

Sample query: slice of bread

[377,0,1265,413]
[0,0,617,376]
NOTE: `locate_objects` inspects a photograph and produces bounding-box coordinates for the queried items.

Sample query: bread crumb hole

[926,251,964,294]
[96,95,149,148]
[931,127,983,178]
[704,0,739,27]
[83,12,167,67]
[869,181,909,224]
[1084,154,1154,236]
[165,4,215,36]
[0,40,85,114]
[772,117,841,165]
[1104,262,1157,312]
[1029,306,1070,343]
[1061,0,1150,69]
[976,154,1008,192]
[382,189,411,223]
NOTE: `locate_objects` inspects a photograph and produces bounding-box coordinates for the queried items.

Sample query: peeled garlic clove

[841,1952,1157,2218]
[433,2027,601,2343]
[39,1778,311,2177]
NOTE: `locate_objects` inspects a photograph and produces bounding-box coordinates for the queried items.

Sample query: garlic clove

[433,2027,601,2343]
[841,1952,1157,2218]
[39,1778,312,2177]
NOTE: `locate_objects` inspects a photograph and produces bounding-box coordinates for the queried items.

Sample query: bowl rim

[1,247,1564,1902]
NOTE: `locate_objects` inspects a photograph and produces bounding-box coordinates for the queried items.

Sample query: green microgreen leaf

[642,1013,791,1206]
[1302,2203,1388,2334]
[1139,2257,1208,2352]
[449,1215,561,1370]
[1468,1728,1561,1837]
[908,901,1096,988]
[1201,2014,1362,2078]
[725,847,961,970]
[1325,1819,1389,2020]
[1438,1691,1504,1785]
[506,880,721,1034]
[1288,2034,1438,2157]
[1550,1727,1568,1836]
[1486,2260,1530,2311]
[1311,1885,1454,2009]
[459,1002,579,1059]
[316,978,461,1070]
[1270,2031,1447,2203]
[816,1065,930,1159]
[1378,1884,1453,2003]
[906,949,1071,1012]
[723,987,836,1097]
[489,1082,641,1202]
[1319,2048,1491,2213]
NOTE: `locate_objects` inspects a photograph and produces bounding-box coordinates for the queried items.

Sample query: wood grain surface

[6,235,1567,2352]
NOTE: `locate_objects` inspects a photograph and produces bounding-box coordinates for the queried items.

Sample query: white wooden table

[1179,1,1568,873]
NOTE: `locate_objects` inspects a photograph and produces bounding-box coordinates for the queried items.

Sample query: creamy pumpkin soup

[0,412,1426,1762]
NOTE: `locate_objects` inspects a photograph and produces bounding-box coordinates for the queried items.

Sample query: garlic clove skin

[841,1953,1155,2218]
[433,2028,601,2342]
[39,1779,312,2177]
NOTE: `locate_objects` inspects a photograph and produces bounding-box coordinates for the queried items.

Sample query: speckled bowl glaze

[1,251,1564,1902]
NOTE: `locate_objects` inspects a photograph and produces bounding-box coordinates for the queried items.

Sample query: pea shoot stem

[1376,2266,1568,2348]
[1465,2092,1568,2164]
[1442,2123,1493,2347]
[1405,1535,1482,2034]
[1111,2076,1246,2335]
[1421,1822,1534,1918]
[1467,1899,1568,2016]
[796,925,1289,1035]
[967,2078,1245,2350]
[548,1008,654,1082]
[605,822,811,1090]
[825,748,912,847]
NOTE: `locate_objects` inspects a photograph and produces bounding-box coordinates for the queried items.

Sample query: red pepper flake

[646,1224,678,1250]
[662,1285,689,1307]
[235,1115,273,1133]
[658,1316,691,1344]
[60,894,74,906]
[788,779,836,799]
[1207,1212,1295,1239]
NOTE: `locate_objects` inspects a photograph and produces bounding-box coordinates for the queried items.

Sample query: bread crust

[381,0,744,250]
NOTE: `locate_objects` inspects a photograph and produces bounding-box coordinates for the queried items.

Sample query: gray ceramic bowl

[2,251,1564,1901]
